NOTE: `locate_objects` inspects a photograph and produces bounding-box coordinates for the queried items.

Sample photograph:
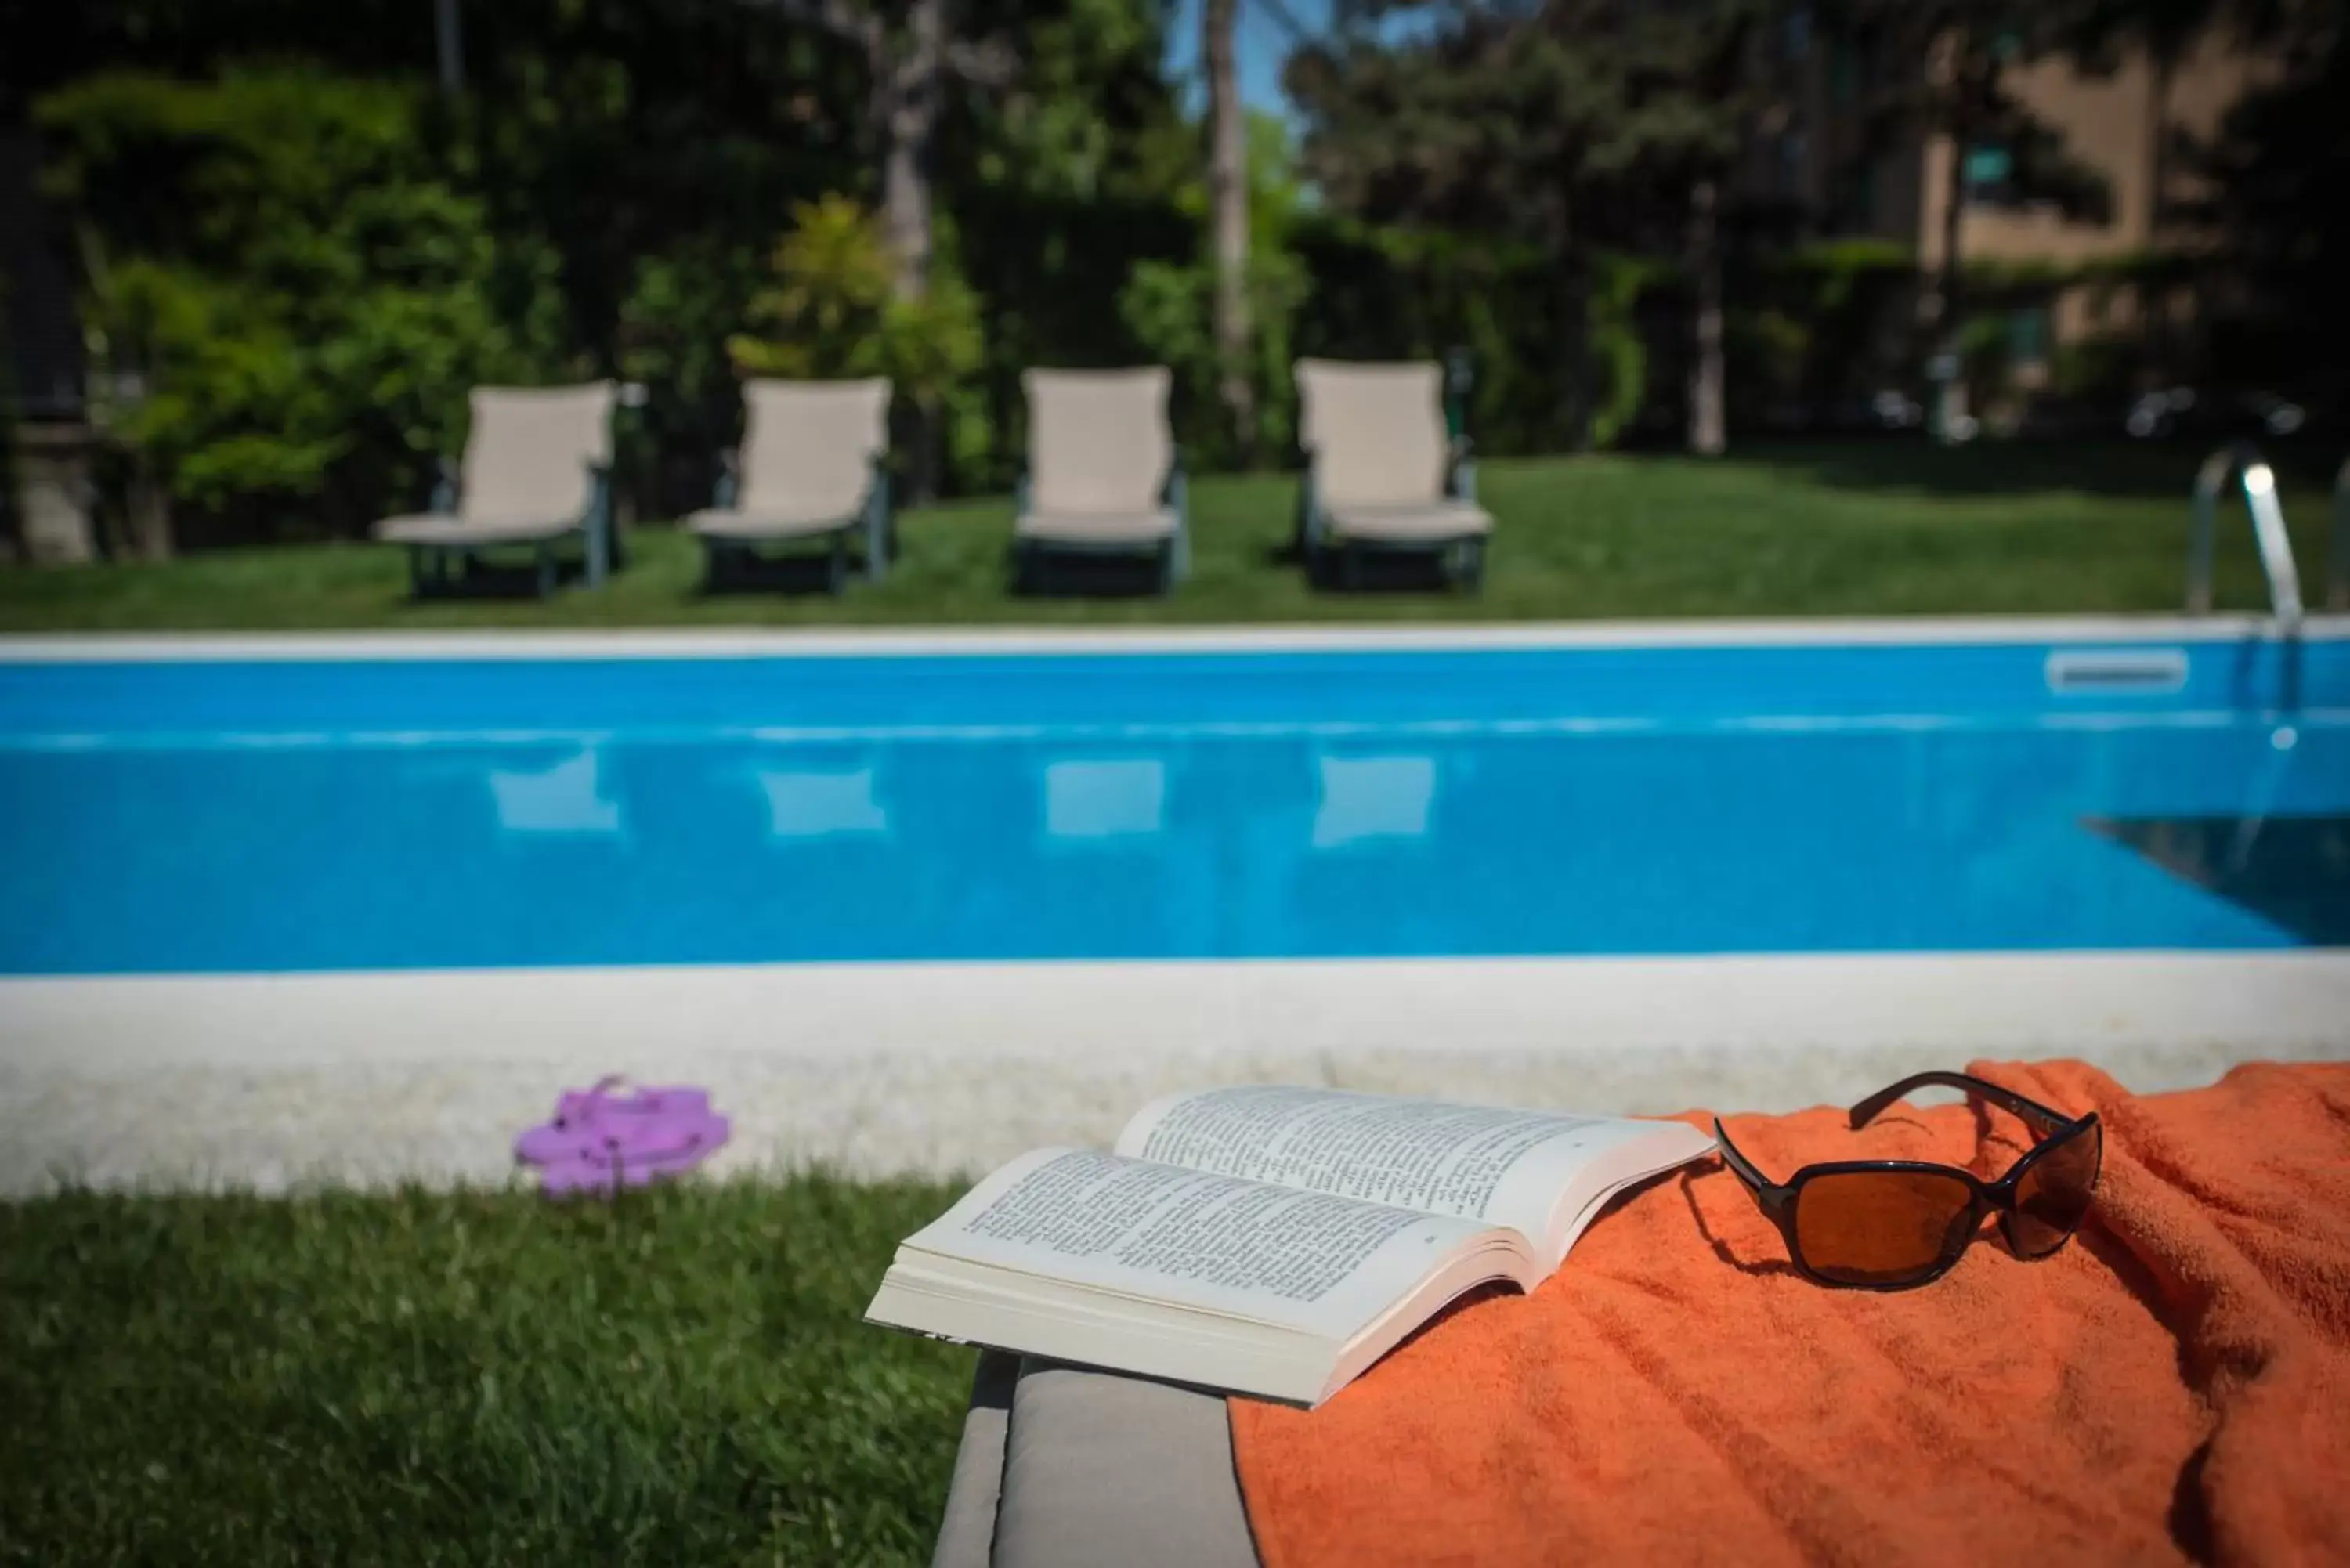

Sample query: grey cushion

[1015,508,1180,548]
[931,1353,1018,1568]
[684,504,858,541]
[374,512,583,547]
[738,378,888,521]
[1326,499,1492,544]
[458,382,615,526]
[994,1360,1260,1568]
[931,1354,1260,1568]
[1024,368,1173,518]
[1295,359,1448,508]
[371,381,613,543]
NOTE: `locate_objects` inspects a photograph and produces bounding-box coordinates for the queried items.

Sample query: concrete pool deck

[4,952,2345,1194]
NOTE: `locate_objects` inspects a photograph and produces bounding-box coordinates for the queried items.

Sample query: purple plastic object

[513,1076,729,1197]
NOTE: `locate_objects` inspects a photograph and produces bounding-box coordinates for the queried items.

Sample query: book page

[1115,1086,1686,1244]
[899,1147,1513,1342]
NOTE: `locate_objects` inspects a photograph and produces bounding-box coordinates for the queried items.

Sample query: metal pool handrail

[2188,441,2303,638]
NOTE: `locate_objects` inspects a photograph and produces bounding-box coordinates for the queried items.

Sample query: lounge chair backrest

[1296,359,1447,508]
[739,378,891,518]
[1025,367,1173,515]
[461,382,616,525]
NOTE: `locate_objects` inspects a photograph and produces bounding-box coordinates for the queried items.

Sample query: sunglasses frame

[1712,1071,2103,1292]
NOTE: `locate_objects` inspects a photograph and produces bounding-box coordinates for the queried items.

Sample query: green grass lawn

[3,443,2336,630]
[0,1176,973,1565]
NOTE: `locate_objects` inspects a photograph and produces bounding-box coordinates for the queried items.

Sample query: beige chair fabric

[1295,359,1488,544]
[689,378,889,541]
[1018,367,1177,544]
[377,381,616,544]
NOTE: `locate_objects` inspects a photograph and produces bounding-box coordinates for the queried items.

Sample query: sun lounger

[1294,358,1490,590]
[931,1061,2350,1568]
[374,382,619,597]
[685,377,894,594]
[1015,367,1188,595]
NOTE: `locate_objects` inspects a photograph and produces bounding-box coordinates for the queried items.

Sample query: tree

[725,194,982,410]
[2066,0,2312,385]
[35,70,533,548]
[1836,0,2106,440]
[1596,1,1773,456]
[1285,0,1767,450]
[1119,112,1310,464]
[1204,0,1255,461]
[758,0,1015,303]
[2179,2,2350,403]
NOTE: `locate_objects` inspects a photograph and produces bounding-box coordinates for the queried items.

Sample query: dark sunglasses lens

[2005,1122,2102,1258]
[1795,1169,1978,1286]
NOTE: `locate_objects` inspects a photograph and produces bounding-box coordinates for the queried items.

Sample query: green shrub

[37,71,551,544]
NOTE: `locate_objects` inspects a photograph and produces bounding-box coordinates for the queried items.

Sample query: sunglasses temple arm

[1847,1071,2073,1136]
[1712,1120,1788,1215]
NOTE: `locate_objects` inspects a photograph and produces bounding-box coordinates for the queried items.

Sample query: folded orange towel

[1231,1060,2350,1567]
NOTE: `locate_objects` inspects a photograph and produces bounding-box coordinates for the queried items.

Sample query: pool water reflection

[4,708,2345,973]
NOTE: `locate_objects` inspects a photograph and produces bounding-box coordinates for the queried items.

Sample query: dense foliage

[7,0,2344,547]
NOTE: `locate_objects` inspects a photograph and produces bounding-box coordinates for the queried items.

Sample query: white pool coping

[2,612,2345,662]
[7,952,2345,1074]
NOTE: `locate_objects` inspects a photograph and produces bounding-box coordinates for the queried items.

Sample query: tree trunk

[1928,127,1969,443]
[880,0,941,305]
[125,461,172,562]
[1687,179,1725,456]
[1204,0,1255,464]
[877,0,944,497]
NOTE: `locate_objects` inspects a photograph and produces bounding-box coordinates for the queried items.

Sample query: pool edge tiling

[2,611,2344,659]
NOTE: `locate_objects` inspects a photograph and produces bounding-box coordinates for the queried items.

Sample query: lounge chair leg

[1157,540,1177,597]
[406,546,424,598]
[1340,546,1361,591]
[1462,540,1487,594]
[828,531,848,597]
[536,545,557,599]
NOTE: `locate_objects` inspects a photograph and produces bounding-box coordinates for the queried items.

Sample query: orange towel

[1231,1060,2350,1568]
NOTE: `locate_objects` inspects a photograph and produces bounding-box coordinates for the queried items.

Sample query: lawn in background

[2,443,2335,630]
[0,1176,973,1566]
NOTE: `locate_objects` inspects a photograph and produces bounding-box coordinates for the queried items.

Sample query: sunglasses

[1713,1071,2102,1290]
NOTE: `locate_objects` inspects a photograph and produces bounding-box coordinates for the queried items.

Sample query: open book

[865,1086,1716,1406]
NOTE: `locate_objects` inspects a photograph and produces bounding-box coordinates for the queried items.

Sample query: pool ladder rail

[2186,442,2306,637]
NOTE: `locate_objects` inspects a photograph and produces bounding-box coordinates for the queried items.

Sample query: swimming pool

[3,620,2345,976]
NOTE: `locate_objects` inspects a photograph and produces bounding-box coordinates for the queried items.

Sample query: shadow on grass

[696,549,862,599]
[1009,550,1173,599]
[1725,435,2348,502]
[406,552,595,603]
[1723,439,2209,500]
[1306,550,1470,597]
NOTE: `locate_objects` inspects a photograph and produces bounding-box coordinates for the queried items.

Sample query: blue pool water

[2,630,2345,974]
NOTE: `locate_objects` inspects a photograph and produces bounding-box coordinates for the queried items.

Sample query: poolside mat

[1230,1059,2350,1567]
